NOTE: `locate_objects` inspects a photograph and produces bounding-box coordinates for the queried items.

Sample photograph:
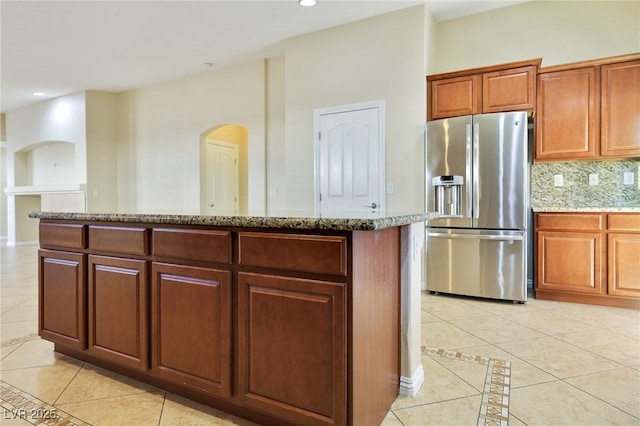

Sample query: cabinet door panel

[537,231,603,294]
[536,68,599,160]
[151,263,232,397]
[601,60,640,157]
[39,250,86,349]
[429,75,480,120]
[483,66,536,112]
[608,233,640,297]
[88,255,148,370]
[238,272,346,426]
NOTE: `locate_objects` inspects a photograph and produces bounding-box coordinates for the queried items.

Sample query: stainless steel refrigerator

[425,111,529,302]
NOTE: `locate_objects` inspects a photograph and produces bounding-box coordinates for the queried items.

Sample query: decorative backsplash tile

[531,159,640,209]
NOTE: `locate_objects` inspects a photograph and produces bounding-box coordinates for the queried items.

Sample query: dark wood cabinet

[36,220,404,426]
[600,59,640,157]
[238,272,346,426]
[427,59,539,121]
[151,262,232,397]
[535,213,640,308]
[38,249,86,349]
[536,67,599,160]
[87,255,148,371]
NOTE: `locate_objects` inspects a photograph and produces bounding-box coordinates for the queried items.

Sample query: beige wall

[116,60,267,215]
[283,5,427,215]
[434,0,640,72]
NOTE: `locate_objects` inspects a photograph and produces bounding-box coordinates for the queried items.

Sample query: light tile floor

[1,243,639,425]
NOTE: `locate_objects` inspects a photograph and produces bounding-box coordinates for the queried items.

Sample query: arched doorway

[200,124,248,215]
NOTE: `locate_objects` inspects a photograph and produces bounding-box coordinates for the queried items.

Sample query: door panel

[425,115,473,228]
[319,107,381,217]
[206,141,238,215]
[474,112,528,230]
[426,229,526,302]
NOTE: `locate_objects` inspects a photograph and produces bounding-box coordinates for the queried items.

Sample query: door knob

[209,203,215,207]
[366,202,377,209]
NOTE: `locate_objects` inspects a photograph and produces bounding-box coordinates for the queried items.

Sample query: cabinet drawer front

[239,233,347,276]
[89,226,149,255]
[40,223,86,249]
[536,213,603,231]
[153,229,231,264]
[608,214,640,232]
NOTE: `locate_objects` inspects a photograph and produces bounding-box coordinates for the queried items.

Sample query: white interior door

[316,103,384,217]
[205,141,238,215]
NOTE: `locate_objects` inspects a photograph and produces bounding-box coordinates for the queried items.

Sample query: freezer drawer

[426,229,527,302]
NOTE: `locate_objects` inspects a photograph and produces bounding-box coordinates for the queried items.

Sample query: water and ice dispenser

[432,175,463,217]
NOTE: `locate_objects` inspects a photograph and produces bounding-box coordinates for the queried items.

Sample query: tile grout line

[423,346,511,426]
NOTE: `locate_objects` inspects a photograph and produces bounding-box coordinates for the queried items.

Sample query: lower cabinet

[37,222,400,426]
[537,230,603,294]
[150,262,232,398]
[536,212,640,308]
[237,272,346,426]
[38,249,86,349]
[87,255,149,370]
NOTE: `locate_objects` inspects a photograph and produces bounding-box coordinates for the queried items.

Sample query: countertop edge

[532,207,640,213]
[28,212,439,231]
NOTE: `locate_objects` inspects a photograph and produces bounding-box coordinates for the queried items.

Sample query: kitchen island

[29,211,435,426]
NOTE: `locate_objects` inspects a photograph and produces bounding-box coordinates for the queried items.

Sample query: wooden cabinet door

[38,250,86,349]
[536,67,599,160]
[482,65,536,113]
[607,233,640,297]
[537,231,603,294]
[601,60,640,157]
[88,255,148,370]
[237,272,346,426]
[150,263,232,397]
[428,75,480,120]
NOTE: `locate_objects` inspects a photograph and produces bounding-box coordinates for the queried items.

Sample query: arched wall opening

[200,124,249,215]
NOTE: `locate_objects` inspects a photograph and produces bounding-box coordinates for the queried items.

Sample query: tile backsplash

[531,159,640,209]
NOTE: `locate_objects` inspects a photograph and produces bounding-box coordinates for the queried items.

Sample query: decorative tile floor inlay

[0,381,91,425]
[424,346,512,426]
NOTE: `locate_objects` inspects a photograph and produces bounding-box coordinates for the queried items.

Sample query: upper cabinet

[535,53,640,162]
[426,59,540,121]
[601,59,640,157]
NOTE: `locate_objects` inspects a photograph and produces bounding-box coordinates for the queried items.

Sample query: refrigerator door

[473,112,528,230]
[426,228,527,302]
[425,115,473,228]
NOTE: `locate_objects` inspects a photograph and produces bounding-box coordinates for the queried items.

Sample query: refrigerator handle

[427,232,524,241]
[473,123,480,220]
[465,123,473,219]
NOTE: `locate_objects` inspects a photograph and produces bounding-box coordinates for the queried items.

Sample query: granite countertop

[532,207,640,213]
[28,211,439,231]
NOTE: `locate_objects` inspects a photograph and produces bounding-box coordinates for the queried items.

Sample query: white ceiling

[1,0,528,113]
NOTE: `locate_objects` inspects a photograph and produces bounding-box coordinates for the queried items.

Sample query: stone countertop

[28,211,439,232]
[532,206,640,213]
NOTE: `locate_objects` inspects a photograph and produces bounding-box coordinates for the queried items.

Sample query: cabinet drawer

[89,226,149,255]
[40,223,86,249]
[608,214,640,232]
[238,233,347,276]
[536,213,604,231]
[153,229,231,264]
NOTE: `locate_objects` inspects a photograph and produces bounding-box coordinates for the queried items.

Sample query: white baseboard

[399,364,424,397]
[420,281,427,291]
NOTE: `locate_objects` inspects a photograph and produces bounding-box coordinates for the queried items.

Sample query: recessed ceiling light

[298,0,316,6]
[33,92,46,97]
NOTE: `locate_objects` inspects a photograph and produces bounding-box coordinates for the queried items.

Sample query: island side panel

[350,227,400,426]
